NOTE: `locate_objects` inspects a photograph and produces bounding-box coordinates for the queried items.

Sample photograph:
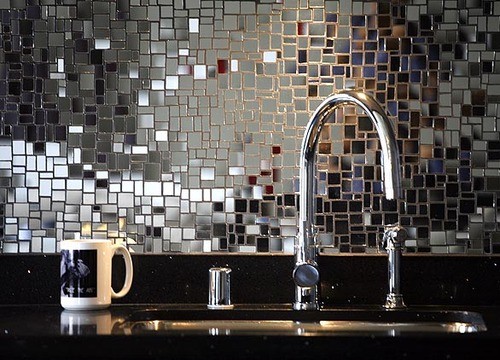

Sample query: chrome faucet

[293,91,405,311]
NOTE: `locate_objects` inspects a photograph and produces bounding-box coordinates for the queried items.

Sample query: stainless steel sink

[112,305,487,336]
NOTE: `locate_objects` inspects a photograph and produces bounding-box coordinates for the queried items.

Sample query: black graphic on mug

[60,250,98,298]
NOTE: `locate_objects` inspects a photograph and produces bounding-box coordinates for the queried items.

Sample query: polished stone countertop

[2,255,500,359]
[1,304,500,360]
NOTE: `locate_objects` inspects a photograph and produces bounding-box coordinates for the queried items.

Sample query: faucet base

[293,302,319,311]
[384,294,406,309]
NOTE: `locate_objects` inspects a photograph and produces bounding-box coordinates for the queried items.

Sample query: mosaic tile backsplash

[1,0,500,254]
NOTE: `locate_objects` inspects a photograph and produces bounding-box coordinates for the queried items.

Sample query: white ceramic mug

[60,239,133,310]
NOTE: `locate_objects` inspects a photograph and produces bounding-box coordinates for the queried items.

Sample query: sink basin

[113,305,487,336]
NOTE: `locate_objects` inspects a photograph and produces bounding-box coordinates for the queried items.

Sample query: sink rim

[118,319,482,336]
[113,304,487,335]
[126,304,485,322]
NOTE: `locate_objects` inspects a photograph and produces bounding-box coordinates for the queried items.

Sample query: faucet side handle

[293,229,320,311]
[293,262,320,288]
[292,262,320,311]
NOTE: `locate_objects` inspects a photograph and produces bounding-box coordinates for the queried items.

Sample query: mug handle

[110,244,134,299]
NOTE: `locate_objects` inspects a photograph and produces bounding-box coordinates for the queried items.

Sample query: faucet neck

[299,92,402,227]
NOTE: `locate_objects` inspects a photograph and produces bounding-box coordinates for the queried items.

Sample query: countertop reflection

[1,304,500,360]
[60,310,113,335]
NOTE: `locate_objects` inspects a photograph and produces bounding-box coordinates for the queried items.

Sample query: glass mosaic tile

[1,0,500,255]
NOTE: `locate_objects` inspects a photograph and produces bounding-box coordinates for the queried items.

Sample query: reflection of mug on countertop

[60,239,133,310]
[60,310,112,335]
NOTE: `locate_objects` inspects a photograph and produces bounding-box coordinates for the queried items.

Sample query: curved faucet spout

[293,91,403,311]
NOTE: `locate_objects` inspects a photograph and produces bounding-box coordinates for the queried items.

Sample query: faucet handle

[293,263,320,288]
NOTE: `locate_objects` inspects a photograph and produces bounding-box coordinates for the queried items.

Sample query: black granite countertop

[1,304,500,360]
[2,255,500,359]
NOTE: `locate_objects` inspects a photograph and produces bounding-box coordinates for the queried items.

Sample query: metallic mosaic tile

[1,0,500,255]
